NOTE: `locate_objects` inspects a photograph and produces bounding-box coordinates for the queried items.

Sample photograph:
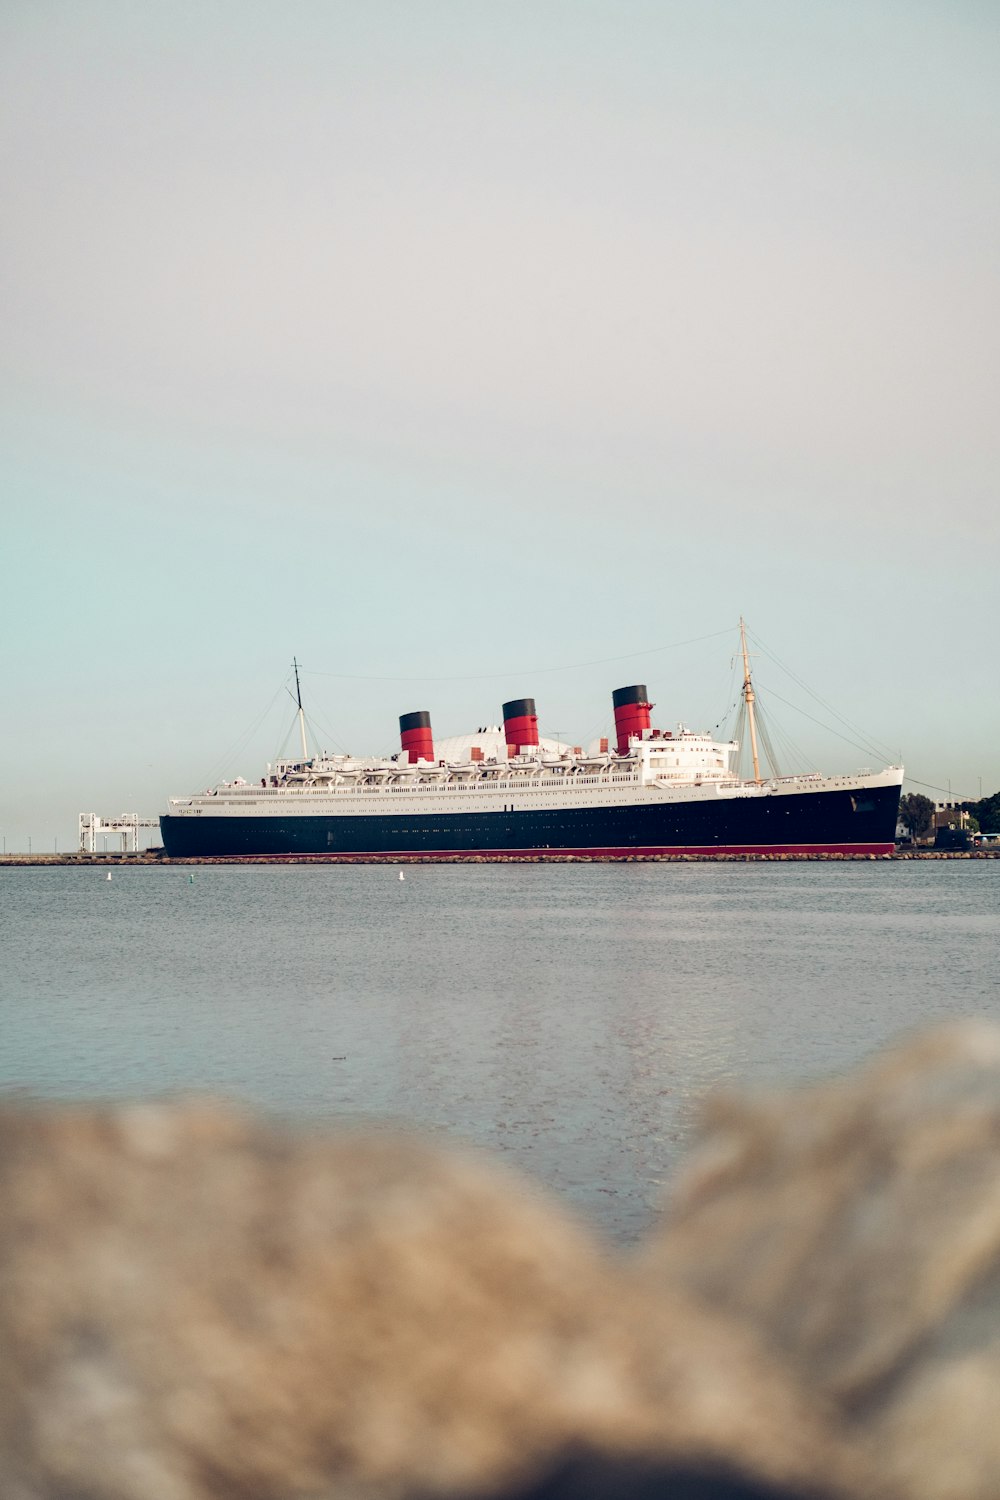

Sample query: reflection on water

[1,862,997,1243]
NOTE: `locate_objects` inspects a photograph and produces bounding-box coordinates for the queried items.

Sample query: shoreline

[2,850,997,867]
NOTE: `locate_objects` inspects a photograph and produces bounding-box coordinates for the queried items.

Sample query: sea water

[1,861,997,1244]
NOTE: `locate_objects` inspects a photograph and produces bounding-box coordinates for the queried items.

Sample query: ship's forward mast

[292,656,309,762]
[739,617,762,783]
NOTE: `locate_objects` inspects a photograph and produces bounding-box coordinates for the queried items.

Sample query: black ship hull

[160,781,901,858]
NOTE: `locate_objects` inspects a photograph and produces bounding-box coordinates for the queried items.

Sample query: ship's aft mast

[739,617,762,783]
[293,657,309,761]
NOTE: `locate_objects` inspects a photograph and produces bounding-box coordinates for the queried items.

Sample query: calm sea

[1,861,997,1244]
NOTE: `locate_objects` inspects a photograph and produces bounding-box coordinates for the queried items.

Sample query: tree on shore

[961,792,1000,834]
[898,792,935,843]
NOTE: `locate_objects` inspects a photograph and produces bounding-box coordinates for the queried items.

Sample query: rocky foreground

[4,1023,1000,1499]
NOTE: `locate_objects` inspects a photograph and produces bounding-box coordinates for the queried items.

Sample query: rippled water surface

[2,862,998,1243]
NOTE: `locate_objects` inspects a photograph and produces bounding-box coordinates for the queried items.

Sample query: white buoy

[106,871,112,881]
[188,873,195,884]
[398,870,405,881]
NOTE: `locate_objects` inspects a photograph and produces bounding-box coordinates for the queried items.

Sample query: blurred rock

[0,1100,852,1500]
[500,1450,824,1499]
[642,1021,1000,1500]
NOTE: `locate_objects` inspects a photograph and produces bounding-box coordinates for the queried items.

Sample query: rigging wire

[754,709,783,780]
[904,775,978,802]
[730,698,749,778]
[729,696,780,780]
[744,625,896,764]
[297,626,737,684]
[198,676,292,789]
[754,679,896,764]
[713,653,742,733]
[713,696,740,734]
[274,707,303,763]
[269,693,356,762]
[762,708,816,776]
[752,682,816,777]
[299,706,352,759]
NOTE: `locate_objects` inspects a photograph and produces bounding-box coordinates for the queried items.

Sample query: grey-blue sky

[1,1,997,847]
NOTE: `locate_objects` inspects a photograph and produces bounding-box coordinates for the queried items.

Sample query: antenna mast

[739,618,762,783]
[293,657,309,761]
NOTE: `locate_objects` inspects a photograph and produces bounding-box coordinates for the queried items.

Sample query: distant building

[934,802,971,832]
[933,802,971,851]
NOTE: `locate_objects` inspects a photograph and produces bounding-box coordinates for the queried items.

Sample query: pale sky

[1,1,998,849]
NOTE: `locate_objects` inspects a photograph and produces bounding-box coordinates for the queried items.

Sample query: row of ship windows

[208,789,642,806]
[219,775,638,797]
[222,793,639,806]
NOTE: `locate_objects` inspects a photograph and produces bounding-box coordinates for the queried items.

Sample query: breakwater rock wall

[2,849,998,866]
[4,1024,1000,1498]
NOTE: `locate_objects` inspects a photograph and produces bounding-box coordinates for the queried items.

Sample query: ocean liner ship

[159,625,903,859]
